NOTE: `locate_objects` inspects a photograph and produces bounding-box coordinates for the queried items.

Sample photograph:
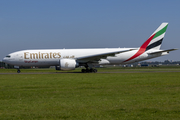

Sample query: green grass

[0,68,180,119]
[1,65,180,73]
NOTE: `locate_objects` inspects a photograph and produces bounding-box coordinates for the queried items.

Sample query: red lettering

[24,61,38,63]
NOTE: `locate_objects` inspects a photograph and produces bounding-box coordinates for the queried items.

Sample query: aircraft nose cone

[2,58,5,62]
[2,58,7,63]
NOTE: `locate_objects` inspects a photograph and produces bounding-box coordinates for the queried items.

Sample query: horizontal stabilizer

[148,49,178,55]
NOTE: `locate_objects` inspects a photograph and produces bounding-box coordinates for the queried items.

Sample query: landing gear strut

[17,69,21,73]
[81,68,97,73]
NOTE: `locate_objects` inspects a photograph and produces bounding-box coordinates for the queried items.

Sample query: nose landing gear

[14,66,21,73]
[17,69,21,73]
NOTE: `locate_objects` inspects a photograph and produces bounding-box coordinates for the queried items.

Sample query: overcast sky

[0,0,180,61]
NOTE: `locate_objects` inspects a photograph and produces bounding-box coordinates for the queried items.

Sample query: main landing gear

[81,68,97,73]
[17,69,21,73]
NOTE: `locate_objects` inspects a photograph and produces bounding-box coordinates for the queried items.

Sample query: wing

[147,49,178,55]
[76,49,136,63]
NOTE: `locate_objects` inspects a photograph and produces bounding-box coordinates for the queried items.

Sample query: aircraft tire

[81,68,97,73]
[90,68,93,72]
[17,69,21,73]
[93,69,97,73]
[81,69,86,73]
[86,69,90,73]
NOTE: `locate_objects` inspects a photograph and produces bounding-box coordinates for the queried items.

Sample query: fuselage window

[6,55,11,58]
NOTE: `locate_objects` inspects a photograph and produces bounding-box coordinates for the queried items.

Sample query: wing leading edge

[76,49,136,63]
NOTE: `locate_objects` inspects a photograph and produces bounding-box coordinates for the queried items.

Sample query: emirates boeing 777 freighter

[2,23,177,73]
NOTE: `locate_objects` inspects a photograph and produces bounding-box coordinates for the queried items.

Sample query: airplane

[2,23,177,73]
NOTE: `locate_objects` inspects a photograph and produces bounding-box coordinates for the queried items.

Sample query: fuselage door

[17,53,23,61]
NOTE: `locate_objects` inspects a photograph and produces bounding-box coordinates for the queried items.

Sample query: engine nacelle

[56,59,79,71]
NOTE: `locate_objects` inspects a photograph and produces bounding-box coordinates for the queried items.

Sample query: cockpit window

[6,55,11,58]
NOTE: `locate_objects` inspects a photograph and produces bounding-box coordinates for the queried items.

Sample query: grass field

[0,67,180,119]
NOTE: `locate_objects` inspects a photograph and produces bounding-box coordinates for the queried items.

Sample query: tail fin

[143,22,168,51]
[124,23,168,62]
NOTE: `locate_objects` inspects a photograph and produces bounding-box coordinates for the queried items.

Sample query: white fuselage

[2,48,166,67]
[2,23,177,72]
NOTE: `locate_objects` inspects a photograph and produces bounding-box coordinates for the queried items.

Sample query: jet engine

[55,59,79,70]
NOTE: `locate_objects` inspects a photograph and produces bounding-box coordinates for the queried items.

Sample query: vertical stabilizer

[145,22,168,51]
[124,23,168,62]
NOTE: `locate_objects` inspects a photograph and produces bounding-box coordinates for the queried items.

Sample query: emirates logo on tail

[124,23,168,62]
